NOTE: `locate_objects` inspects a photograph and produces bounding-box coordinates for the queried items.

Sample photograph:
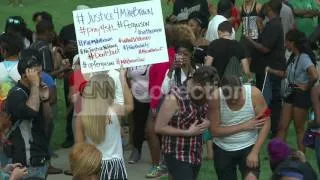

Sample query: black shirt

[207,38,245,77]
[253,17,285,73]
[173,0,209,22]
[6,82,49,166]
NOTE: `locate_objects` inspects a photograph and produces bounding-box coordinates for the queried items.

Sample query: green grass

[1,0,319,179]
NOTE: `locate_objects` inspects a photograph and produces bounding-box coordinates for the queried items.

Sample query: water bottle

[309,110,319,133]
[310,110,315,121]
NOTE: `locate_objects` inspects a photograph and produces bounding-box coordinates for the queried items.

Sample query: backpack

[30,41,54,73]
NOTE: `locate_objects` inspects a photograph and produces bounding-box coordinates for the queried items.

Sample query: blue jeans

[315,136,320,172]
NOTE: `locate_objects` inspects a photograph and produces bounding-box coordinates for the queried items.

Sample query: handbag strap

[288,54,301,84]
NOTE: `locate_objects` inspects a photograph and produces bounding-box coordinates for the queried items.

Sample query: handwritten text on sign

[73,0,168,73]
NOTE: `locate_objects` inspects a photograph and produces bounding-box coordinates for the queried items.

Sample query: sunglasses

[7,18,21,25]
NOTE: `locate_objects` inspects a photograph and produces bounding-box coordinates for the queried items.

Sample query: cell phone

[257,108,271,120]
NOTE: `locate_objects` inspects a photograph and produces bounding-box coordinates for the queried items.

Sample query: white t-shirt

[127,65,150,103]
[205,15,236,42]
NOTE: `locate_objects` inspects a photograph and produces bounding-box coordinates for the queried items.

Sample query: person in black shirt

[59,23,77,149]
[6,49,50,169]
[205,21,251,79]
[6,49,63,175]
[246,0,285,138]
[30,20,55,75]
[168,0,209,23]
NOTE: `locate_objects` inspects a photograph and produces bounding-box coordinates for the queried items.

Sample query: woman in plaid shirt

[155,66,219,180]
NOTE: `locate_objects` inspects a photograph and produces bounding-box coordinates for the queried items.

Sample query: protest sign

[72,0,168,73]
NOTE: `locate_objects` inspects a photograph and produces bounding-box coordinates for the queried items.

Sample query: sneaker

[64,170,73,176]
[159,164,168,173]
[128,148,140,164]
[47,166,63,174]
[145,165,167,178]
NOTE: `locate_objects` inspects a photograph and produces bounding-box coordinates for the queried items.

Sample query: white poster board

[73,0,168,73]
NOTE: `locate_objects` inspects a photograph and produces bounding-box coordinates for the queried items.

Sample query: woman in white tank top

[209,76,270,180]
[75,69,134,180]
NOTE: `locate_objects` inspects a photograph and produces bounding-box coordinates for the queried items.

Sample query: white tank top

[87,109,123,161]
[213,85,258,151]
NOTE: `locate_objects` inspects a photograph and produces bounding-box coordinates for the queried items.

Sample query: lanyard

[288,55,301,84]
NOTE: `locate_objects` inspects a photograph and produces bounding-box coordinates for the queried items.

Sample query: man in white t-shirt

[206,0,235,42]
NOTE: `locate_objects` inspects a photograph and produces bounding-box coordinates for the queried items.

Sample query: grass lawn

[0,0,319,179]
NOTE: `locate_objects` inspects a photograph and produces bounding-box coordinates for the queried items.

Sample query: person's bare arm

[204,56,214,66]
[25,68,41,112]
[296,65,319,91]
[303,11,320,18]
[256,3,262,14]
[238,6,243,20]
[247,38,270,54]
[155,95,186,136]
[293,9,319,18]
[209,89,264,137]
[307,66,319,88]
[42,101,53,121]
[240,58,252,79]
[49,87,57,105]
[115,68,134,116]
[42,101,53,136]
[249,87,271,155]
[75,115,85,144]
[246,87,270,168]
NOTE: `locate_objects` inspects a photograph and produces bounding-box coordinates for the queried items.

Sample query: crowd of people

[0,0,320,179]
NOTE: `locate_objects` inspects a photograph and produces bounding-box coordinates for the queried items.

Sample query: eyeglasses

[7,18,21,25]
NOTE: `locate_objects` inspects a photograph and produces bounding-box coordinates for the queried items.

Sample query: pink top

[149,47,175,109]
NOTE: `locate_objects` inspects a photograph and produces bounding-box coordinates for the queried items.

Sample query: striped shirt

[213,85,258,151]
[162,84,208,165]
